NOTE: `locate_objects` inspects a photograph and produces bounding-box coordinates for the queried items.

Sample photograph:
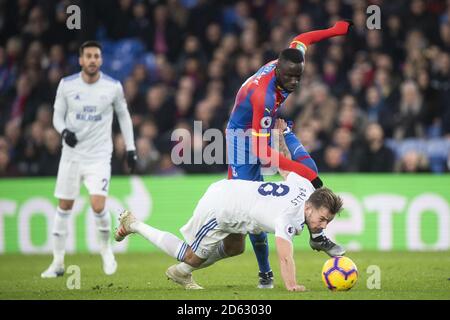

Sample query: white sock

[131,221,187,260]
[176,262,195,274]
[175,241,228,275]
[52,207,71,266]
[311,230,325,239]
[93,209,112,255]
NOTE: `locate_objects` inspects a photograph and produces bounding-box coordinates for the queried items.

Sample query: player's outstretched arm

[273,119,291,160]
[52,79,78,147]
[289,20,353,53]
[113,82,137,172]
[275,236,306,292]
[273,119,292,180]
[250,92,319,182]
[52,79,67,134]
[251,128,318,181]
[280,120,320,175]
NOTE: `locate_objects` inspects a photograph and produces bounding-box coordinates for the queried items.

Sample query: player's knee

[232,243,245,256]
[91,204,105,214]
[90,195,106,214]
[58,200,74,211]
[224,239,246,256]
[90,199,105,213]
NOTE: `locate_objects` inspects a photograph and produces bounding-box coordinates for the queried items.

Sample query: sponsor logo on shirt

[260,116,272,129]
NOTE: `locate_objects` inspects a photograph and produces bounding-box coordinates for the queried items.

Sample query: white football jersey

[53,72,135,162]
[204,172,315,242]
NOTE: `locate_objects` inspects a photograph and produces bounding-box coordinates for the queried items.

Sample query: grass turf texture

[0,251,449,300]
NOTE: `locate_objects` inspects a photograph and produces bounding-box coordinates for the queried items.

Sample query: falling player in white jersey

[41,41,137,278]
[115,171,343,291]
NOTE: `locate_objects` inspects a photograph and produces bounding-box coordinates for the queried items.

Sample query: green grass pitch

[0,251,449,300]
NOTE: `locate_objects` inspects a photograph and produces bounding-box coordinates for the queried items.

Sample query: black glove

[62,129,77,147]
[311,176,323,189]
[126,150,137,173]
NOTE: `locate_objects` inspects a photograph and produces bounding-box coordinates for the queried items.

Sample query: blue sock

[249,232,271,273]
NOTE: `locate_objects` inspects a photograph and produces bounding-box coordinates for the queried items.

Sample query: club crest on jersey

[260,116,272,129]
[231,166,238,177]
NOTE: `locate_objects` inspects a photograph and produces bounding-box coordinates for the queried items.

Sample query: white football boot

[166,264,204,290]
[101,249,117,275]
[41,263,65,278]
[114,209,137,242]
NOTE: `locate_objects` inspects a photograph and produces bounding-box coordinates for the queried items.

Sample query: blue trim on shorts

[191,219,218,252]
[177,242,188,261]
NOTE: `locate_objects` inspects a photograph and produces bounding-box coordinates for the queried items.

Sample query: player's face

[277,61,304,93]
[305,205,334,232]
[79,47,102,76]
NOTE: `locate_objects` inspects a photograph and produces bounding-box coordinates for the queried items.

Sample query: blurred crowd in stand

[1,0,449,177]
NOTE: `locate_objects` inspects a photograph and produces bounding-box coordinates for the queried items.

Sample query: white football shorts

[180,188,229,259]
[54,158,111,200]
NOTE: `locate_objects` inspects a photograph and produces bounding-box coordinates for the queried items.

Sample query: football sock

[52,207,71,266]
[93,209,112,255]
[249,232,271,273]
[130,221,187,260]
[176,262,195,274]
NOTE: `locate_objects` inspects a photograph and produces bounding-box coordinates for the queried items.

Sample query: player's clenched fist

[333,20,353,35]
[288,284,307,292]
[61,129,77,147]
[127,150,137,173]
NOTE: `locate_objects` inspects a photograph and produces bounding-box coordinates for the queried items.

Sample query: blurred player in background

[41,41,137,278]
[226,20,352,288]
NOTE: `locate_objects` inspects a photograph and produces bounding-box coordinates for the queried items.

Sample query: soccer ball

[321,256,358,291]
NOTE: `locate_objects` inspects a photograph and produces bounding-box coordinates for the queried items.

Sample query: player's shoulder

[58,73,80,91]
[286,172,315,192]
[251,61,277,87]
[100,72,120,85]
[62,72,81,83]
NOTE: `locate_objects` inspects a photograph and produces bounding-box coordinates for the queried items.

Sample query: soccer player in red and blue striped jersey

[226,20,352,288]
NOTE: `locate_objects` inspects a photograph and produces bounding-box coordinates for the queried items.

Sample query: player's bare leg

[91,195,117,275]
[41,199,74,278]
[222,233,246,256]
[115,210,203,289]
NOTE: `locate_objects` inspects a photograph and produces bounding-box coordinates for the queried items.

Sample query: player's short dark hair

[278,48,304,64]
[79,41,102,56]
[307,187,343,215]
